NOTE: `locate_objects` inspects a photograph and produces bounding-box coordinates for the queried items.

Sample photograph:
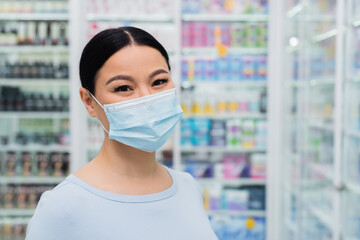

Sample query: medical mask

[89,88,183,152]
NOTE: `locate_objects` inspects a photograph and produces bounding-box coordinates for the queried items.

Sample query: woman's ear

[79,87,98,118]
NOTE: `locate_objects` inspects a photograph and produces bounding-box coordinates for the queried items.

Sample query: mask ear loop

[88,91,109,134]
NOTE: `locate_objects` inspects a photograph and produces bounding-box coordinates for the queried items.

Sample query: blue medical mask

[89,88,183,152]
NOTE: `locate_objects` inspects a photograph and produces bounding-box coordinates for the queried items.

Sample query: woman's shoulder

[166,166,199,187]
[25,178,80,239]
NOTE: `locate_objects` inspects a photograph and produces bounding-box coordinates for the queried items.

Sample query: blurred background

[0,0,359,239]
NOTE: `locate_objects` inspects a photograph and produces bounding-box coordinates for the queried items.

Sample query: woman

[26,26,218,240]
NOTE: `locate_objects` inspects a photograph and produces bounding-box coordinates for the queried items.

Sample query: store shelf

[189,80,267,88]
[197,178,266,186]
[344,129,360,138]
[182,14,268,22]
[304,15,335,22]
[0,79,69,86]
[352,16,360,27]
[306,205,333,230]
[0,217,31,225]
[0,45,68,53]
[347,78,360,84]
[182,47,268,56]
[286,3,304,18]
[0,112,69,118]
[0,13,68,21]
[312,29,338,43]
[181,146,266,153]
[346,181,360,196]
[86,14,173,23]
[284,218,298,233]
[309,121,334,132]
[286,78,334,88]
[309,163,333,181]
[0,176,65,185]
[0,209,35,217]
[182,113,267,120]
[0,144,70,152]
[206,210,266,217]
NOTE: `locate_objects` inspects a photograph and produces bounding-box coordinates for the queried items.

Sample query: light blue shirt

[26,166,218,240]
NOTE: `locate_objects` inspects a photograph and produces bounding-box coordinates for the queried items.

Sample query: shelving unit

[280,0,360,240]
[0,1,71,237]
[0,13,68,21]
[206,210,266,217]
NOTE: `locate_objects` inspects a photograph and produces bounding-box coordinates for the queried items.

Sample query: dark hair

[79,26,171,95]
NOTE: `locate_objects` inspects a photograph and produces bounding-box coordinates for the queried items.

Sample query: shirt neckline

[66,166,177,203]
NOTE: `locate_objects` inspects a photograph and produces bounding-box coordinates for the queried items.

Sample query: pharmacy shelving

[0,0,71,232]
[0,46,68,53]
[179,2,270,239]
[279,0,360,240]
[187,80,268,88]
[0,79,69,87]
[344,129,360,138]
[0,13,68,21]
[197,178,266,186]
[86,14,174,23]
[346,182,360,196]
[0,144,69,152]
[0,209,35,217]
[181,47,268,55]
[207,210,266,218]
[0,112,69,118]
[0,177,65,185]
[182,14,268,22]
[181,146,267,153]
[305,205,334,230]
[182,113,267,120]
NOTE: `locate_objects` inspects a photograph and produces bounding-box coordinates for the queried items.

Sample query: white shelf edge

[86,14,174,22]
[182,47,268,55]
[308,121,334,132]
[197,178,266,186]
[182,113,267,120]
[312,28,338,43]
[346,181,360,196]
[286,3,304,18]
[309,163,333,182]
[0,13,68,21]
[352,16,360,27]
[306,205,334,230]
[182,14,268,22]
[0,176,66,185]
[0,217,31,225]
[0,112,69,118]
[344,129,360,138]
[0,79,69,86]
[285,79,335,87]
[0,46,69,53]
[0,209,35,217]
[284,218,298,233]
[181,146,267,153]
[302,15,335,22]
[189,80,268,88]
[0,144,70,152]
[206,210,266,217]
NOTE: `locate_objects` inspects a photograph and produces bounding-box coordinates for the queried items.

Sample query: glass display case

[343,0,360,240]
[281,0,360,239]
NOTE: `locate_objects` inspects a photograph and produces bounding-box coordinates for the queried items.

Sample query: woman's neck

[93,136,158,180]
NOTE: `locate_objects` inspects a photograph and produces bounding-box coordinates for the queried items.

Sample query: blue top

[25,166,218,240]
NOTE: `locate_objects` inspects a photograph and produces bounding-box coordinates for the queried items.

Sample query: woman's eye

[152,79,168,87]
[114,85,132,92]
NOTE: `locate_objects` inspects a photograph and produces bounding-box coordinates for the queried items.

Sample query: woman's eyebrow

[149,69,169,78]
[106,75,134,85]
